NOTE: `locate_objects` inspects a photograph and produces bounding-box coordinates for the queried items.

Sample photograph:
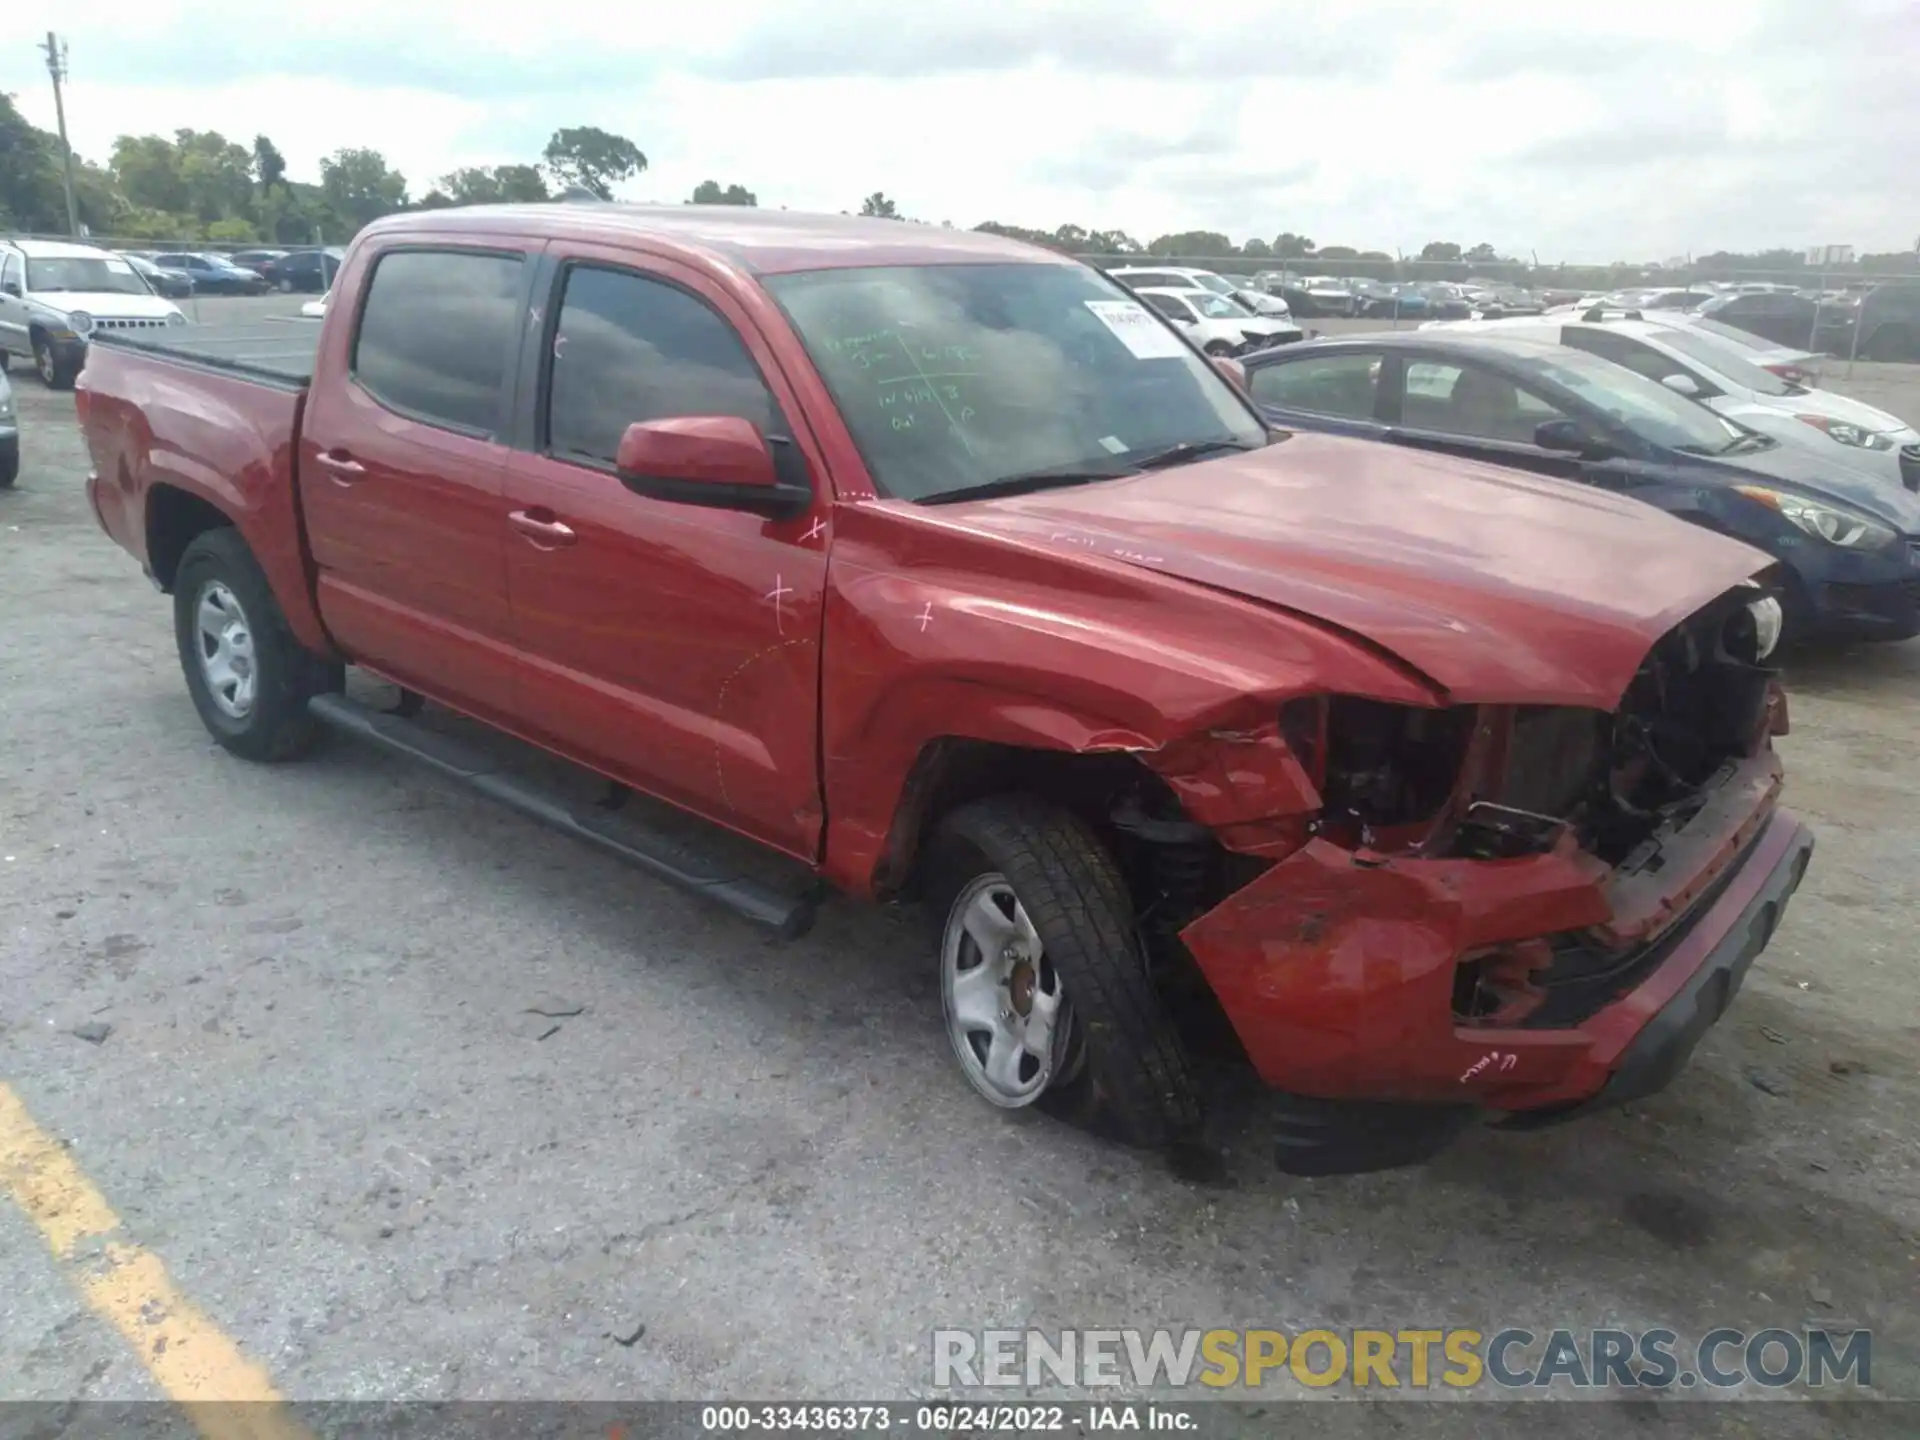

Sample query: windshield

[1185,293,1243,319]
[1519,347,1747,453]
[767,263,1266,503]
[1649,326,1794,396]
[1191,273,1237,297]
[25,256,152,296]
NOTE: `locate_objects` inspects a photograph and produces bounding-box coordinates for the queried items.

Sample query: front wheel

[173,528,339,761]
[33,334,78,389]
[925,796,1203,1148]
[1203,341,1234,357]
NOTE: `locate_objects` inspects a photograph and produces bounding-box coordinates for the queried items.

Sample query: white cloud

[1,0,1912,260]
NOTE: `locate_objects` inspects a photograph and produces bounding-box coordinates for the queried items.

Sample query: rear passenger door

[496,248,831,859]
[299,242,536,726]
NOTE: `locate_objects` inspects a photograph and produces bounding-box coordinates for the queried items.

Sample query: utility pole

[40,31,81,237]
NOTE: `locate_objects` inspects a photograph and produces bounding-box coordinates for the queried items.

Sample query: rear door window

[1249,352,1382,420]
[351,249,526,435]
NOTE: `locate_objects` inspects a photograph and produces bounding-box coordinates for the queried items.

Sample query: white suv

[0,238,187,389]
[1110,264,1300,326]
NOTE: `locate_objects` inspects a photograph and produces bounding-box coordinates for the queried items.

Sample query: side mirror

[1210,355,1248,392]
[1534,418,1599,454]
[1660,373,1701,397]
[0,281,18,297]
[615,415,811,520]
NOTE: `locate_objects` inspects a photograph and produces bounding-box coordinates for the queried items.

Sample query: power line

[39,31,81,237]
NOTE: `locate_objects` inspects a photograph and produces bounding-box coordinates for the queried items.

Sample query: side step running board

[308,693,820,939]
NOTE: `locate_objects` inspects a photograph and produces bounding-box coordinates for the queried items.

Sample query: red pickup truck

[78,206,1813,1173]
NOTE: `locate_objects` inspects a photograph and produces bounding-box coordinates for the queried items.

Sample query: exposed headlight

[0,392,14,421]
[1745,594,1783,660]
[165,310,188,326]
[1733,485,1897,549]
[67,310,94,336]
[1796,414,1895,451]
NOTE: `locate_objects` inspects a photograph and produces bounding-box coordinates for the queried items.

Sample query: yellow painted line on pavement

[0,1082,312,1440]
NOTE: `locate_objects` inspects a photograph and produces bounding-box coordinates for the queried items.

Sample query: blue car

[1241,331,1920,643]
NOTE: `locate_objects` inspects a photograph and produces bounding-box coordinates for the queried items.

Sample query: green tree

[690,179,757,205]
[542,126,645,200]
[174,130,256,225]
[1465,242,1499,263]
[1316,245,1358,260]
[859,191,900,219]
[1419,241,1462,261]
[1148,230,1235,257]
[320,147,408,232]
[206,216,259,242]
[439,164,550,205]
[110,134,190,216]
[1271,232,1314,259]
[252,135,287,190]
[1240,237,1272,258]
[0,93,68,231]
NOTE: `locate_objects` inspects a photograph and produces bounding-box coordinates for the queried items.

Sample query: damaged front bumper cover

[1179,750,1813,1160]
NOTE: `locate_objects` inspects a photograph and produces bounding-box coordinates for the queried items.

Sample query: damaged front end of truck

[1116,582,1815,1175]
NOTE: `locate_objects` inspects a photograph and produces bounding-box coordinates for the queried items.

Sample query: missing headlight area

[1311,585,1781,865]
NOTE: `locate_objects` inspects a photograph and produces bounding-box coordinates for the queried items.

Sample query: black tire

[0,440,17,489]
[924,795,1203,1148]
[32,331,79,390]
[173,528,339,761]
[1203,341,1234,357]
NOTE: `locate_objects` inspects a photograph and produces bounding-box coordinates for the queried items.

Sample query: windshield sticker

[1085,300,1188,360]
[1097,435,1129,454]
[103,258,133,274]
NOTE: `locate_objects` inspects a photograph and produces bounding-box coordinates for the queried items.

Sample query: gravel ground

[1,301,1916,1432]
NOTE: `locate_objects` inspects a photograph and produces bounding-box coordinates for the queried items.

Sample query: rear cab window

[351,249,526,436]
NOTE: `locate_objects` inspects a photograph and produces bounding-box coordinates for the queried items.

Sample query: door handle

[313,450,365,482]
[509,509,577,549]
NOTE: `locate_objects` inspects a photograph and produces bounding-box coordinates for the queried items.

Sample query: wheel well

[146,485,235,592]
[878,738,1181,900]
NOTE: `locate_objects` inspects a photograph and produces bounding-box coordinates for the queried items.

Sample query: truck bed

[90,320,319,388]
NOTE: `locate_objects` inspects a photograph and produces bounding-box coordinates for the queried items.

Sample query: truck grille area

[1482,588,1776,866]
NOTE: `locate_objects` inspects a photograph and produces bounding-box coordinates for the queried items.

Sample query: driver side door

[498,249,832,859]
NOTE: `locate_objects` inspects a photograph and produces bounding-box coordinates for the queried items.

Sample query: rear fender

[83,344,332,655]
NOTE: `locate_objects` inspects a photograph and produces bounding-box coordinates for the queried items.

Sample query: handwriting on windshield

[823,328,980,445]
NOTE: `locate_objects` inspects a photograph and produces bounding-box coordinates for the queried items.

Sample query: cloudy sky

[2,0,1913,261]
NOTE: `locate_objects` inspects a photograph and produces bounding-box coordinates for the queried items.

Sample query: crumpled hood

[38,291,181,321]
[939,432,1773,709]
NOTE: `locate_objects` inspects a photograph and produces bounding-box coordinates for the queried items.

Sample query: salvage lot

[2,296,1918,1424]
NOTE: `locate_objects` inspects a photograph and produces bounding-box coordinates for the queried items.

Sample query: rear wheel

[925,796,1203,1148]
[0,440,17,489]
[173,528,339,761]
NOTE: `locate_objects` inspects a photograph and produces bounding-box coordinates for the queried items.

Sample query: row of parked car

[1090,259,1918,644]
[1201,269,1920,361]
[114,246,344,298]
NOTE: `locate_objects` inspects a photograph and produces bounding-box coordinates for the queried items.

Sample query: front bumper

[1798,538,1920,641]
[1180,751,1810,1115]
